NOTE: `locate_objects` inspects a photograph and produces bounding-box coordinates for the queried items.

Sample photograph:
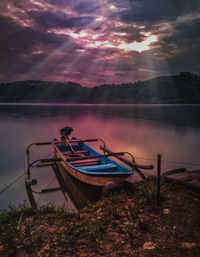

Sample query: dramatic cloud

[0,0,199,86]
[32,11,95,29]
[121,0,200,23]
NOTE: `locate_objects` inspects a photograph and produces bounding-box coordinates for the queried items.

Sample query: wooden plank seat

[68,158,101,167]
[63,150,89,155]
[82,163,117,172]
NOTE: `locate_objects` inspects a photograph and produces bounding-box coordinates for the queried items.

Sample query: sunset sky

[0,0,200,87]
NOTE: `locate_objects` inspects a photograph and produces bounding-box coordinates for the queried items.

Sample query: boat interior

[55,140,133,175]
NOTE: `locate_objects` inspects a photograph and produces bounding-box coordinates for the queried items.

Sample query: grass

[0,204,77,256]
[0,176,200,256]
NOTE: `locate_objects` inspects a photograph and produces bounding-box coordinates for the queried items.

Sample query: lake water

[0,104,200,210]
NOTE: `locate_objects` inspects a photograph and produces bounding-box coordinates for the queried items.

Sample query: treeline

[0,72,200,104]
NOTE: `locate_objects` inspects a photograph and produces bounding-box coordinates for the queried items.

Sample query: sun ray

[19,0,159,86]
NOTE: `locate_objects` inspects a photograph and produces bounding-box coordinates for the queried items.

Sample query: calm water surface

[0,104,200,210]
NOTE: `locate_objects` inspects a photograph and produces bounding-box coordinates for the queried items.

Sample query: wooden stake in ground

[157,154,161,202]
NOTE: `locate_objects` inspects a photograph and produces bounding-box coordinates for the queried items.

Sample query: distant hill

[0,72,200,104]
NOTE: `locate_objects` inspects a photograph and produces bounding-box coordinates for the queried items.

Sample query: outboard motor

[60,126,73,140]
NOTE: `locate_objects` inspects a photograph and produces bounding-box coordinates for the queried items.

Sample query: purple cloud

[30,10,94,29]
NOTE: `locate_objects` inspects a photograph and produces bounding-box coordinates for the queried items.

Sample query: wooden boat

[25,127,153,193]
[53,138,134,187]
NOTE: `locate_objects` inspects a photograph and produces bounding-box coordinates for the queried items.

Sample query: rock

[102,181,133,194]
[143,242,157,250]
[181,242,196,248]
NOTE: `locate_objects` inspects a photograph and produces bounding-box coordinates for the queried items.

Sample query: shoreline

[1,102,200,106]
[1,176,200,256]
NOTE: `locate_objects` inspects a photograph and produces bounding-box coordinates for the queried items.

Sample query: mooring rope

[0,173,26,194]
[162,159,200,167]
[0,151,55,195]
[134,155,200,167]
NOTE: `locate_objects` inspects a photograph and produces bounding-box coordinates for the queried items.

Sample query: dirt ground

[0,177,200,257]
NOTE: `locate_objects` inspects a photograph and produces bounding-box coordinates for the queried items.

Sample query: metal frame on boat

[25,138,153,188]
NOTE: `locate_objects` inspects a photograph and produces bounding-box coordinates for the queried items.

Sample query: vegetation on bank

[0,72,200,104]
[0,176,200,257]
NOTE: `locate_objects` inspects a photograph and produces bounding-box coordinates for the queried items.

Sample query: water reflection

[1,104,200,129]
[53,163,101,210]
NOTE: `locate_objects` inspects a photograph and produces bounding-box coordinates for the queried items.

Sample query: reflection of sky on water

[0,104,200,210]
[1,104,200,129]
